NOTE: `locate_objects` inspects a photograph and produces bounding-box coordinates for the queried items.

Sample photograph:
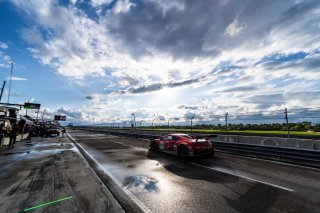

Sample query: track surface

[69,130,320,213]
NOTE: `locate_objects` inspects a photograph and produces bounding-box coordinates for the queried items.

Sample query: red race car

[149,133,215,157]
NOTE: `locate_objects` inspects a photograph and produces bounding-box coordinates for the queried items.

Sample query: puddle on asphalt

[0,142,79,162]
[0,151,30,156]
[124,175,159,193]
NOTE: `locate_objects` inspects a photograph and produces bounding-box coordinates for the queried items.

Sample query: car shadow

[222,183,281,213]
[147,150,239,184]
[147,149,282,212]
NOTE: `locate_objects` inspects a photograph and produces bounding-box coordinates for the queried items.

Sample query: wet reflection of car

[45,127,61,137]
[149,133,215,157]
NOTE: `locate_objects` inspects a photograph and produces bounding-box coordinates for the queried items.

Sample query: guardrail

[72,127,320,169]
[213,142,320,169]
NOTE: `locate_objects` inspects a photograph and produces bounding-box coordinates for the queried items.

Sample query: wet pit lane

[0,135,124,213]
[0,137,77,160]
[69,130,320,213]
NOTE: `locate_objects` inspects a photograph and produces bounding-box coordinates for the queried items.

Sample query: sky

[0,0,319,125]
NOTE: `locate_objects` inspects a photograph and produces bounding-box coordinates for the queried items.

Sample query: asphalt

[0,135,123,213]
[68,129,320,213]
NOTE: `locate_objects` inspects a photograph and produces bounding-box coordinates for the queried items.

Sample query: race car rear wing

[190,134,218,138]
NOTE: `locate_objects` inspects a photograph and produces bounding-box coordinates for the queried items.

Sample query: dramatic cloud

[9,0,320,123]
[56,107,90,121]
[114,76,206,94]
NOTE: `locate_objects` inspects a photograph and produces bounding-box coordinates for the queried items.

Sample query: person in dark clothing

[27,125,34,141]
[62,126,66,137]
[0,123,5,147]
[9,123,19,148]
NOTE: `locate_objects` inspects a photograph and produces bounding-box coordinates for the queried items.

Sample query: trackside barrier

[73,127,320,169]
[213,142,320,169]
[211,135,320,151]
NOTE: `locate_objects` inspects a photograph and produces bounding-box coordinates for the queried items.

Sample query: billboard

[54,115,66,121]
[24,103,41,110]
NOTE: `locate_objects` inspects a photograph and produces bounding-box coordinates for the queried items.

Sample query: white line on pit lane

[109,140,149,151]
[191,163,295,192]
[74,137,116,140]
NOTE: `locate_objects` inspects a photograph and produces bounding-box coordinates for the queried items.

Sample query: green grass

[139,128,320,138]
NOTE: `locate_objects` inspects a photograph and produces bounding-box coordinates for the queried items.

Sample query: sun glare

[151,86,180,108]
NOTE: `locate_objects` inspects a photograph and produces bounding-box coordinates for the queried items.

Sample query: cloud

[217,86,257,93]
[9,0,320,123]
[6,76,28,81]
[155,114,165,121]
[85,96,95,100]
[13,0,320,87]
[56,107,89,120]
[225,15,247,37]
[84,94,101,102]
[178,105,198,110]
[0,42,8,49]
[91,0,113,7]
[114,76,205,94]
[115,74,140,86]
[184,111,203,120]
[0,42,12,67]
[14,0,113,77]
[248,91,320,103]
[113,0,135,14]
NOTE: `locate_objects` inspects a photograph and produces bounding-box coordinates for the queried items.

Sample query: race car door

[163,135,173,150]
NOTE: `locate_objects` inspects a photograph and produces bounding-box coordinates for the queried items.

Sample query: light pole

[0,81,6,102]
[284,108,290,138]
[139,120,143,128]
[152,118,156,131]
[7,63,13,103]
[123,121,127,128]
[131,113,136,129]
[167,117,172,132]
[225,113,228,131]
[190,113,195,133]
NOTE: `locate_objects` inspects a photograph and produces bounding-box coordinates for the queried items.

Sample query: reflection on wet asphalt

[69,130,320,213]
[124,175,159,193]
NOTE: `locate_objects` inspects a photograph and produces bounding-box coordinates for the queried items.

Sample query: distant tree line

[155,121,320,132]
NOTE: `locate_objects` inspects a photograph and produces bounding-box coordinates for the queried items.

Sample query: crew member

[9,122,19,148]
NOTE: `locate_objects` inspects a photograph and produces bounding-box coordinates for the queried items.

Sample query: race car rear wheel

[178,145,189,158]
